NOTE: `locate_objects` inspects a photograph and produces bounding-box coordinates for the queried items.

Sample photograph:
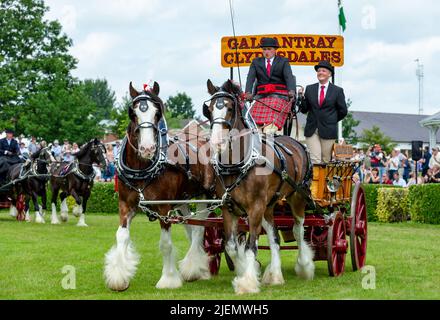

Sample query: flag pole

[337,0,343,142]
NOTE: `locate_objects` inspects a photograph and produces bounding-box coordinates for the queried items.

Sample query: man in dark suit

[0,129,20,157]
[0,129,22,184]
[244,37,296,133]
[298,60,348,163]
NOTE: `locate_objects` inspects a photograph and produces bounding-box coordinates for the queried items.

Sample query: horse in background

[50,138,107,226]
[7,147,54,223]
[204,79,314,294]
[104,82,215,292]
[26,146,56,223]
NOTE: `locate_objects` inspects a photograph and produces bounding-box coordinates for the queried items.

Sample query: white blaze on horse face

[210,99,228,147]
[135,101,158,159]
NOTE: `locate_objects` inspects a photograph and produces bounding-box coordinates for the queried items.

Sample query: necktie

[266,59,271,77]
[319,85,325,107]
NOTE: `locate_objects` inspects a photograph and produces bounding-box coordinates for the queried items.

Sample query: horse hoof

[155,275,183,289]
[109,282,130,292]
[77,223,88,227]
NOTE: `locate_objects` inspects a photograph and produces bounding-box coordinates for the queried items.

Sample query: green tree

[82,79,116,120]
[165,92,195,119]
[0,0,76,133]
[0,0,104,143]
[110,95,131,138]
[21,79,103,144]
[359,125,396,154]
[342,99,360,144]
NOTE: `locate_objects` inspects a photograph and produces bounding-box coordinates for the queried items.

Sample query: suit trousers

[305,130,335,164]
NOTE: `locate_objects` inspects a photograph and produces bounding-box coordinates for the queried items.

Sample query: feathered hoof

[262,266,285,286]
[232,274,260,295]
[155,274,183,289]
[295,260,315,280]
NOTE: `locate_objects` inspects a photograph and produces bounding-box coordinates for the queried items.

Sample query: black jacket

[245,56,296,94]
[0,138,20,156]
[298,82,348,139]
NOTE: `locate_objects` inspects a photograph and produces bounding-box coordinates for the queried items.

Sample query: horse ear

[224,79,233,92]
[129,81,138,98]
[152,81,160,95]
[207,79,218,95]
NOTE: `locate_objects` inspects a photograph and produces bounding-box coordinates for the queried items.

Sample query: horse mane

[220,80,243,96]
[31,148,42,160]
[73,140,93,158]
[220,80,246,129]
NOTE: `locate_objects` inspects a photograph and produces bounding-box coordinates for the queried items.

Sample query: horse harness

[209,90,314,215]
[53,142,106,182]
[117,92,208,221]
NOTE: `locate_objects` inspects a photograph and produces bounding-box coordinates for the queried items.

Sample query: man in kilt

[245,37,296,134]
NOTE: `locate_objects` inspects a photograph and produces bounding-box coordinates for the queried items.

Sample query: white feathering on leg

[104,227,140,291]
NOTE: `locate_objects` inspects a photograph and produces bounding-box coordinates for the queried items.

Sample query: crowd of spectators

[351,144,440,187]
[15,134,120,183]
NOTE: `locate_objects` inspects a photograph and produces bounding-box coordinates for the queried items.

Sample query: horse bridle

[205,91,240,130]
[91,142,107,166]
[130,93,162,132]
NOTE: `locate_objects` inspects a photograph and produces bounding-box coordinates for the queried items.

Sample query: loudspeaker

[411,140,423,161]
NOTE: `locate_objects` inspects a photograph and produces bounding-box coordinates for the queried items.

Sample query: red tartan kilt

[250,97,290,129]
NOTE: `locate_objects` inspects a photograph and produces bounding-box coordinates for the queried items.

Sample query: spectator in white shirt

[71,142,80,154]
[392,171,407,187]
[406,171,424,187]
[429,146,440,169]
[19,142,29,159]
[51,139,62,161]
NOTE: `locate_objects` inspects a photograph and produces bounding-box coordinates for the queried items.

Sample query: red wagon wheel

[350,182,368,271]
[327,211,347,276]
[203,213,224,275]
[16,194,26,221]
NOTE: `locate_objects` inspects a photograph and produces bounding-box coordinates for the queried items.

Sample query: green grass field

[1,210,439,300]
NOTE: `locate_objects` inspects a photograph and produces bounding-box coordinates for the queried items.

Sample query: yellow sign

[221,34,344,68]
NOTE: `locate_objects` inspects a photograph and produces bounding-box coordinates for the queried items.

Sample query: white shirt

[317,81,330,102]
[393,178,407,187]
[265,56,275,68]
[389,156,400,170]
[429,152,440,169]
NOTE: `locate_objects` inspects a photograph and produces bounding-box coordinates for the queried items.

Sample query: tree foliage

[359,125,396,154]
[82,79,116,120]
[341,99,360,144]
[0,0,104,143]
[110,95,131,138]
[165,92,195,120]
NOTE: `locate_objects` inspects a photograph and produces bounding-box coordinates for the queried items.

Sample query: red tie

[266,59,271,76]
[319,85,325,107]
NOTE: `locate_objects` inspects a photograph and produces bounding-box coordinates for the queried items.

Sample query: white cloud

[60,5,77,34]
[71,32,122,72]
[43,0,440,118]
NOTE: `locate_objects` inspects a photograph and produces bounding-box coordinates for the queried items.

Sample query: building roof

[296,111,440,143]
[419,111,440,127]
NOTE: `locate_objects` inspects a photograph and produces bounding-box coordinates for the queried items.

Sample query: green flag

[338,0,347,32]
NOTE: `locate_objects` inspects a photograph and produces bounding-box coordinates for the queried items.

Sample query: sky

[43,0,440,117]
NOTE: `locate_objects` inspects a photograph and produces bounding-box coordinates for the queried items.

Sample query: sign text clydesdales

[221,34,344,68]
